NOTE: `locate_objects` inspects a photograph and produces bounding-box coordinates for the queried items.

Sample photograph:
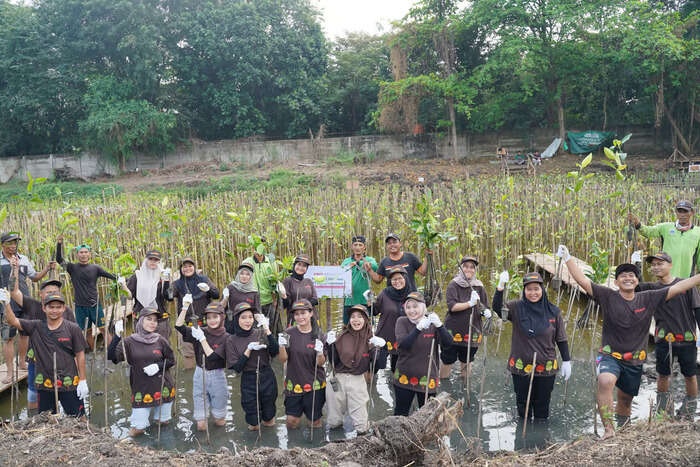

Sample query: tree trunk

[119,154,126,173]
[663,101,691,154]
[557,93,566,146]
[602,90,608,131]
[654,70,664,147]
[447,97,458,158]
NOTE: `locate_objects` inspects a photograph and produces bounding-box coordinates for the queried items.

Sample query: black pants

[512,374,556,419]
[37,389,85,417]
[240,366,278,426]
[373,349,398,374]
[393,385,434,416]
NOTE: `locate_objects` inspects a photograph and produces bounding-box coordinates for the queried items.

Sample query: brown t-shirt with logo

[503,300,567,377]
[226,287,261,315]
[592,283,668,365]
[283,327,326,396]
[178,326,230,369]
[374,289,405,355]
[444,281,489,348]
[393,317,442,394]
[638,279,700,344]
[20,318,86,392]
[19,295,76,361]
[226,330,272,372]
[112,335,175,408]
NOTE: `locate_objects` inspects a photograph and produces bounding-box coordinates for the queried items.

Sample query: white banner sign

[305,266,351,299]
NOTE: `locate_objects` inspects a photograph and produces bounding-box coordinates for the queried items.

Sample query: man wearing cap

[637,252,700,417]
[629,200,700,278]
[372,233,429,292]
[1,232,53,383]
[56,235,117,350]
[558,244,700,439]
[340,236,378,325]
[9,257,76,411]
[0,289,88,417]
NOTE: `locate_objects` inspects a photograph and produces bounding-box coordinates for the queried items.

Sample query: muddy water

[1,286,695,454]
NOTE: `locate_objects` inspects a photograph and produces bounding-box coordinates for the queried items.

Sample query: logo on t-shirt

[634,307,646,313]
[423,333,435,338]
[58,337,70,343]
[306,343,315,349]
[152,349,162,355]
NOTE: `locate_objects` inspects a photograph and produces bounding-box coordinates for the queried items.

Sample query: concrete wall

[0,125,669,183]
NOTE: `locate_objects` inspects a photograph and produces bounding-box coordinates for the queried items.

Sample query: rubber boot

[655,391,671,415]
[676,396,697,421]
[615,414,630,428]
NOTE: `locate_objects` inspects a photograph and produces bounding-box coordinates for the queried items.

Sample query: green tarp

[565,131,615,154]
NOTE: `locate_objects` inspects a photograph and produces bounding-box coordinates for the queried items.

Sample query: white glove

[556,245,571,262]
[0,288,10,305]
[631,250,643,264]
[560,361,572,381]
[363,289,373,303]
[278,333,288,347]
[369,335,386,347]
[161,267,171,280]
[467,290,480,308]
[197,282,210,292]
[497,270,510,289]
[326,330,337,344]
[117,276,126,287]
[222,287,230,299]
[276,282,287,299]
[482,308,492,319]
[143,363,159,376]
[190,326,206,342]
[254,314,269,329]
[314,339,324,354]
[428,312,442,328]
[182,293,193,308]
[114,320,124,337]
[77,380,89,400]
[416,316,431,331]
[247,342,267,351]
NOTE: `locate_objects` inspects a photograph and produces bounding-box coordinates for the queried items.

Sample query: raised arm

[1,299,22,331]
[557,245,593,296]
[8,258,23,307]
[666,274,700,301]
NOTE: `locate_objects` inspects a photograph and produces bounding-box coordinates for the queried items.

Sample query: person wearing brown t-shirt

[325,304,384,433]
[372,266,411,374]
[1,290,88,418]
[440,256,492,379]
[491,271,571,421]
[108,307,175,437]
[638,252,700,417]
[221,263,261,333]
[282,254,319,327]
[559,244,700,439]
[224,302,279,431]
[393,292,453,416]
[278,299,327,429]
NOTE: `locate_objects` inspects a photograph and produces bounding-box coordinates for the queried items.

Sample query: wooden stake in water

[157,356,166,446]
[424,335,436,406]
[522,352,537,437]
[476,335,488,439]
[465,310,474,407]
[255,355,261,440]
[53,352,59,416]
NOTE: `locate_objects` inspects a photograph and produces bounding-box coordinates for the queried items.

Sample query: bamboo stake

[157,355,166,446]
[464,311,474,407]
[476,335,488,439]
[53,352,59,416]
[424,335,436,406]
[521,352,537,437]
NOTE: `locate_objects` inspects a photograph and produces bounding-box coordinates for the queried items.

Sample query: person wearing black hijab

[372,266,411,373]
[491,271,571,420]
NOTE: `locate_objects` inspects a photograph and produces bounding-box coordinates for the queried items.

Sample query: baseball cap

[523,272,544,285]
[384,233,401,243]
[676,200,694,211]
[645,252,672,264]
[42,293,66,305]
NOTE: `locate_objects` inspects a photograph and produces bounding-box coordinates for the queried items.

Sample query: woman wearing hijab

[491,271,571,420]
[282,254,318,326]
[168,256,219,369]
[225,302,279,431]
[118,249,172,340]
[222,262,261,334]
[393,292,453,416]
[373,266,411,373]
[440,256,492,379]
[325,304,385,433]
[175,302,229,431]
[108,307,175,437]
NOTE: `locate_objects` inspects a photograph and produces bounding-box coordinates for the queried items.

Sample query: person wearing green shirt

[629,200,700,278]
[243,240,279,317]
[340,235,377,325]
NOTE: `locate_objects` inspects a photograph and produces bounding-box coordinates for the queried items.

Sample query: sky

[313,0,416,39]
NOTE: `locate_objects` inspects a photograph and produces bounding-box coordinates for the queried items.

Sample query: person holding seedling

[629,200,700,278]
[168,256,219,369]
[0,289,88,417]
[222,262,261,334]
[440,256,492,379]
[636,251,700,418]
[558,244,700,439]
[282,254,318,327]
[325,304,383,433]
[1,232,54,383]
[278,298,327,429]
[108,306,175,437]
[118,249,172,340]
[373,266,411,373]
[225,302,279,431]
[9,257,76,412]
[372,233,429,293]
[56,235,116,350]
[244,237,281,319]
[491,270,570,421]
[393,292,452,416]
[175,302,229,431]
[340,235,378,326]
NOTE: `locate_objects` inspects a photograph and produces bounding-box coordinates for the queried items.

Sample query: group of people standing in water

[2,198,700,441]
